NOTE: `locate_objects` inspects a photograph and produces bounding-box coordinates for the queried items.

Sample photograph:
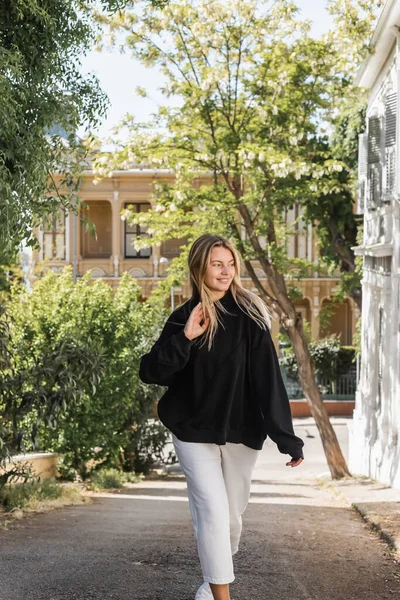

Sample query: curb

[351,502,400,554]
[323,478,400,560]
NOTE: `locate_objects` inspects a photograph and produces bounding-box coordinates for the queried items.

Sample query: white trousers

[172,434,260,585]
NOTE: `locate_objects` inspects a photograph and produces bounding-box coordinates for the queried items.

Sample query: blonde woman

[139,234,304,600]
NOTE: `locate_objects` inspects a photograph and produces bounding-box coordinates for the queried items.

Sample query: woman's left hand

[286,457,303,467]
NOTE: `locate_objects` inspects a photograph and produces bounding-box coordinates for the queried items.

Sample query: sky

[79,1,334,140]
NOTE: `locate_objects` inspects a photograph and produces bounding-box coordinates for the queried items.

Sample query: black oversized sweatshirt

[139,290,304,460]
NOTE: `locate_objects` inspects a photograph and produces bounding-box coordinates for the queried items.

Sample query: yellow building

[34,167,358,345]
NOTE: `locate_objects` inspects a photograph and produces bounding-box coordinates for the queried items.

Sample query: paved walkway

[0,418,399,600]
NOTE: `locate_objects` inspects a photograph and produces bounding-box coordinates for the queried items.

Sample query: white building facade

[351,0,400,488]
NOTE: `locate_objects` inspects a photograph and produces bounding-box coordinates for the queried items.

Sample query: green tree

[0,302,105,486]
[280,335,355,381]
[304,0,381,309]
[6,268,168,477]
[304,96,367,311]
[0,0,108,264]
[0,0,169,266]
[94,0,380,478]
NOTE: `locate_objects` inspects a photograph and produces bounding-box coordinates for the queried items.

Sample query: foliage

[87,467,142,490]
[5,267,169,479]
[0,264,26,296]
[325,0,383,77]
[0,0,110,264]
[56,456,80,482]
[278,319,312,347]
[337,346,357,374]
[303,97,367,308]
[88,468,126,490]
[0,478,63,511]
[301,0,380,306]
[0,0,170,265]
[0,300,105,486]
[93,1,378,310]
[330,96,367,174]
[279,334,355,381]
[0,461,35,490]
[122,419,177,475]
[92,0,379,478]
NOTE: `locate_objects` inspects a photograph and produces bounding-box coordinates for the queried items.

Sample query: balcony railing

[281,366,357,401]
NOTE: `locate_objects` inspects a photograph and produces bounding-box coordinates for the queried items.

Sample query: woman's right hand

[184,302,210,340]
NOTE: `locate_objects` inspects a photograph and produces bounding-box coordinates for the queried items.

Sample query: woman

[139,234,304,600]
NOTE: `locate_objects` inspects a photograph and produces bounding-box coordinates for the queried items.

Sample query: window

[379,216,385,238]
[384,93,397,199]
[385,147,396,198]
[43,210,66,260]
[124,203,152,258]
[367,115,382,209]
[81,201,112,259]
[364,255,391,274]
[358,133,368,213]
[368,163,381,208]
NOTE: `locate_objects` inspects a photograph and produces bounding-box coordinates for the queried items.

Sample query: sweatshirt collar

[191,288,238,311]
[215,288,238,311]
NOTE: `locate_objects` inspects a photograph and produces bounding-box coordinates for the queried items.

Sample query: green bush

[336,345,356,376]
[123,471,143,484]
[0,478,62,511]
[89,468,125,490]
[0,296,106,481]
[279,334,355,381]
[5,267,168,479]
[88,468,128,490]
[122,419,177,475]
[55,457,79,482]
[279,334,357,401]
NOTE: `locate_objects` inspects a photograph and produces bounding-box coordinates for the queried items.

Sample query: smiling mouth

[217,279,230,283]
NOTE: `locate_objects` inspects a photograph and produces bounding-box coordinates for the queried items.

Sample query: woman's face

[204,246,235,297]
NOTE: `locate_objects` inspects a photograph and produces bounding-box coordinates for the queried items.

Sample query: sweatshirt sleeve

[139,310,195,386]
[251,322,304,460]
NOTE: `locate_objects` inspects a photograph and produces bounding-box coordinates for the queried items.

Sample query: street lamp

[159,256,175,310]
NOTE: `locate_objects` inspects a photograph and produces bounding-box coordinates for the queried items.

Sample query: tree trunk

[287,317,351,479]
[232,212,351,480]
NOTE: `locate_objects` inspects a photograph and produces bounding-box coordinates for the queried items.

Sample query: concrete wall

[1,453,59,481]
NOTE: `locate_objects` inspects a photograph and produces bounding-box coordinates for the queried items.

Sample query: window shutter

[385,93,397,147]
[384,93,397,197]
[368,116,381,163]
[358,133,368,213]
[367,116,382,208]
[385,147,396,196]
[368,163,381,208]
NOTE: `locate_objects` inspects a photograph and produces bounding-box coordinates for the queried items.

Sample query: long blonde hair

[187,234,271,350]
